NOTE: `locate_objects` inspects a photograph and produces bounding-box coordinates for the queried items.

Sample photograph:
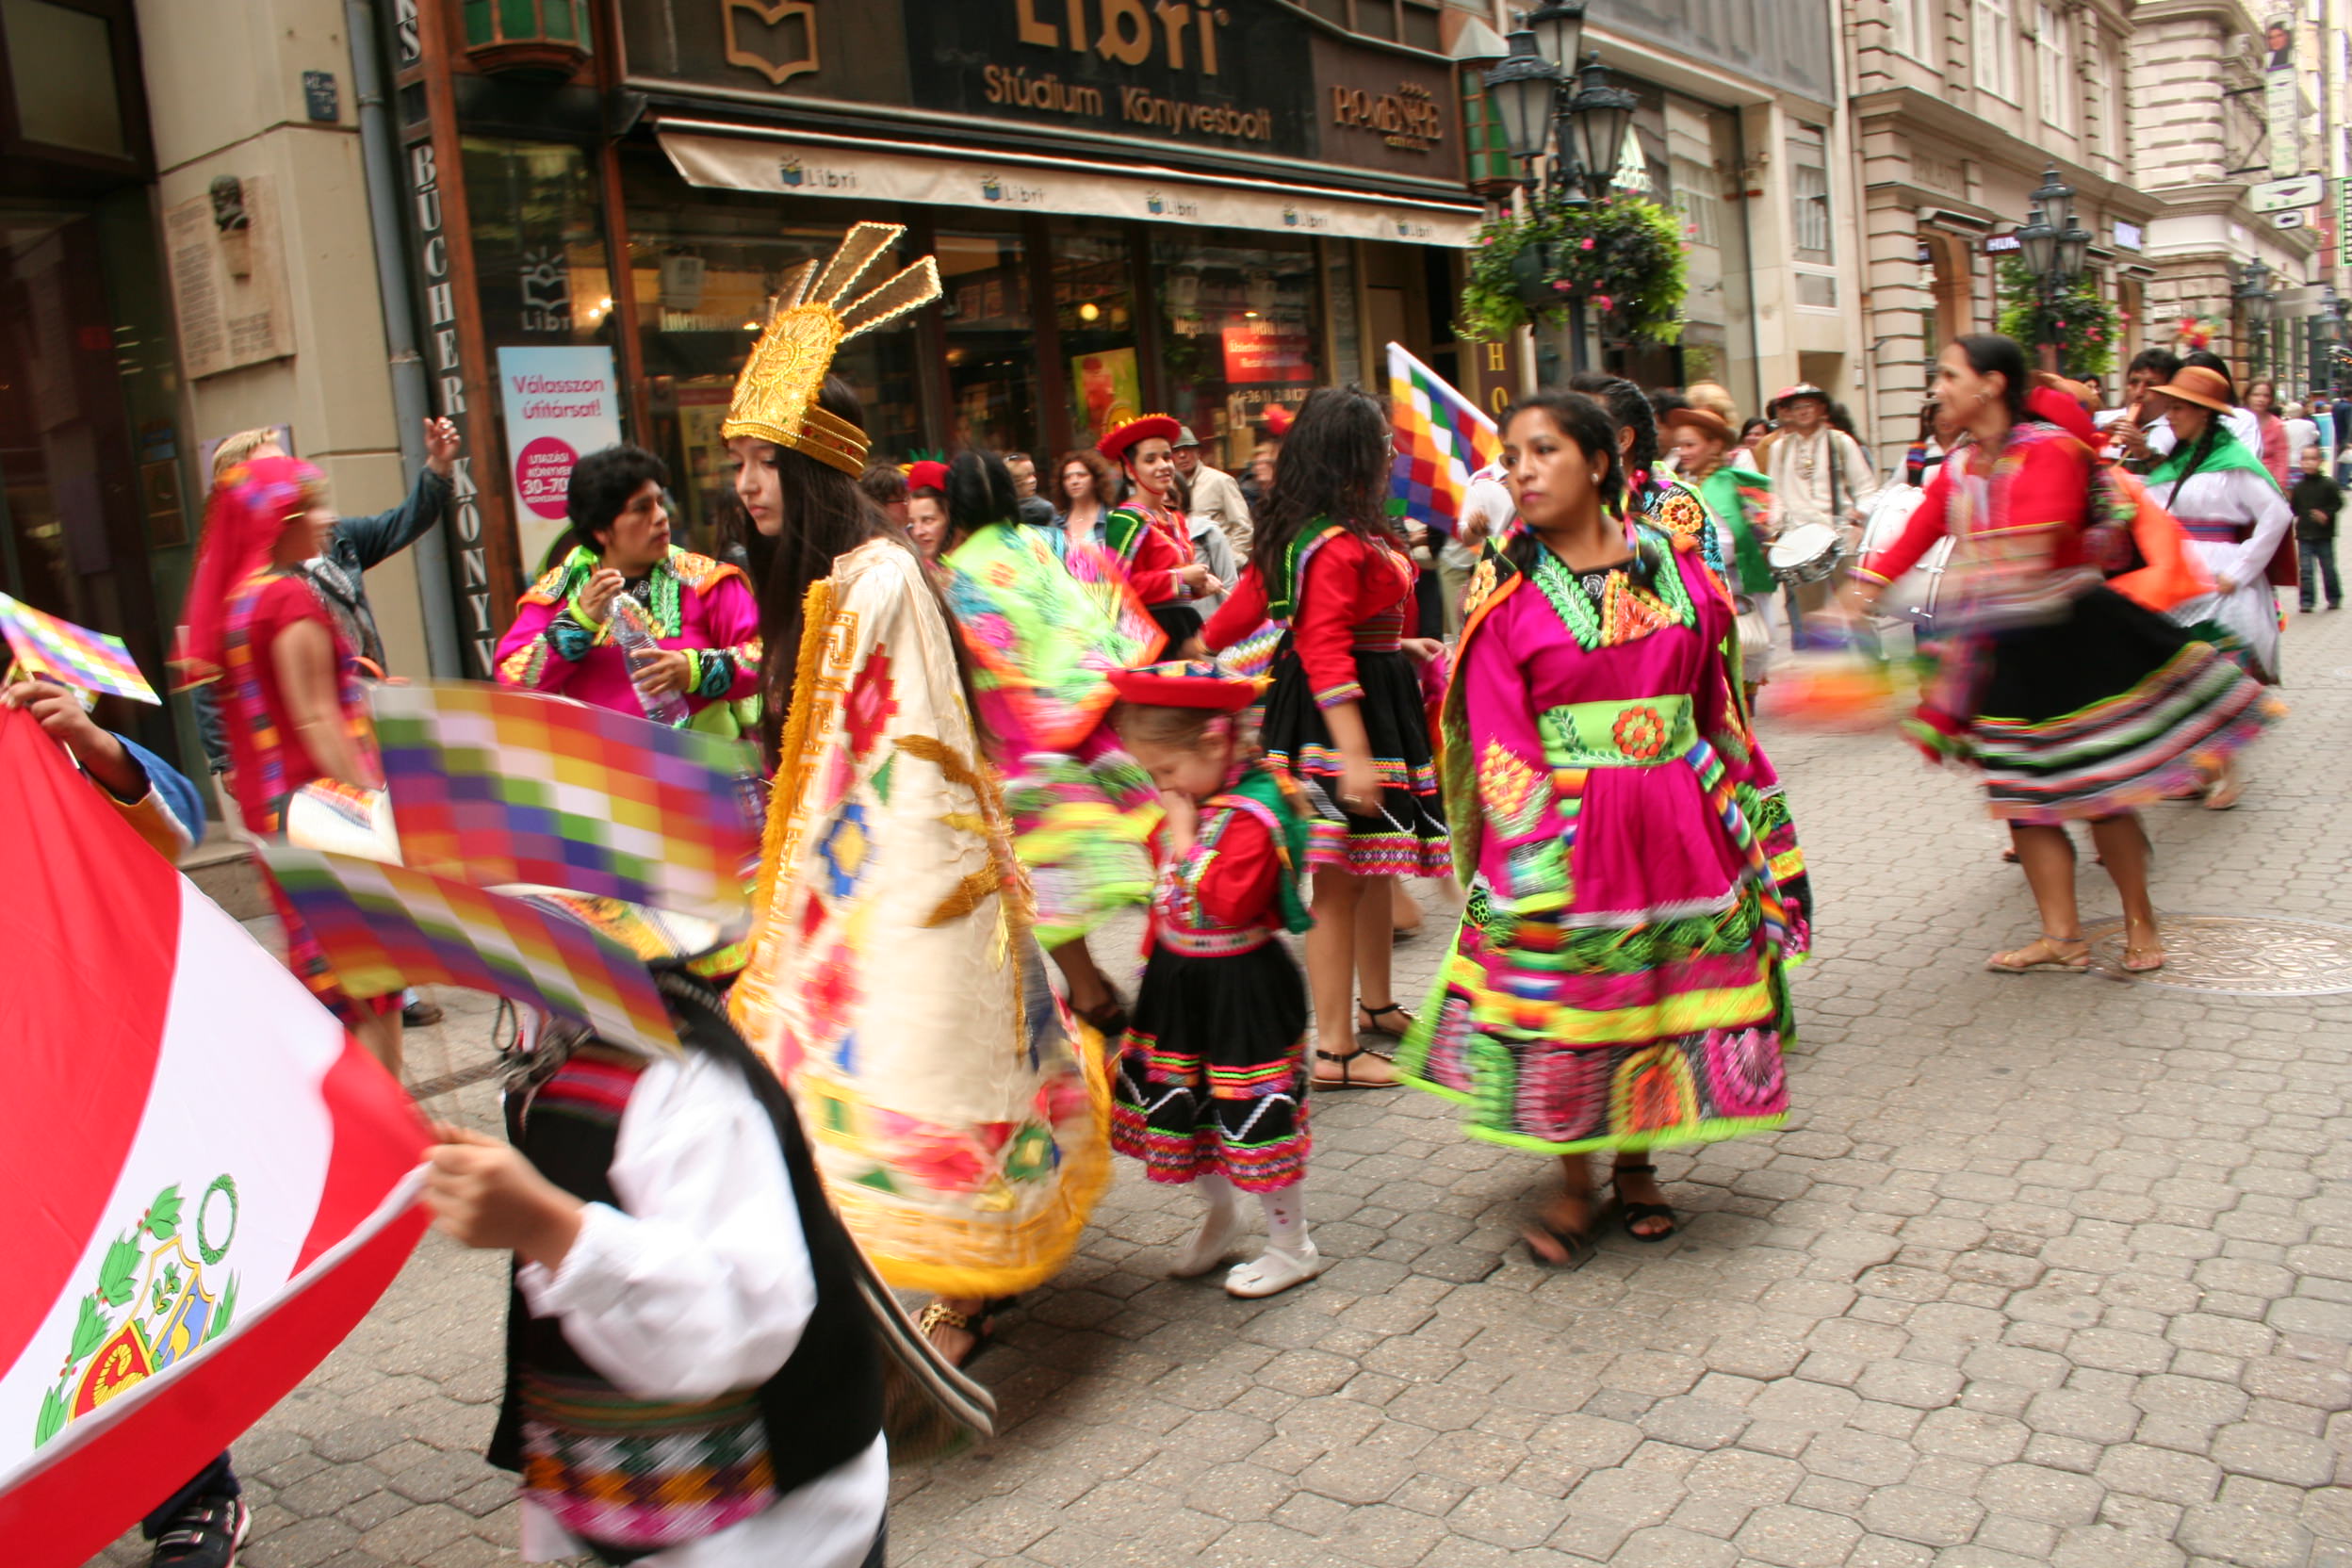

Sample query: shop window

[1054,230,1140,451]
[616,155,920,554]
[1153,234,1322,476]
[939,229,1037,458]
[1787,125,1832,265]
[2,0,127,158]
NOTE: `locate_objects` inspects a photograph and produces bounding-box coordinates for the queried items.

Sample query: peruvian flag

[0,708,431,1566]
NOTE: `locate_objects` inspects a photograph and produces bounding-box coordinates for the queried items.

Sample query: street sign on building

[2274,209,2309,230]
[2252,174,2327,212]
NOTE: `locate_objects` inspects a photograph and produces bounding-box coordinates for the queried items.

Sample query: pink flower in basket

[1579,237,1595,251]
[1593,294,1615,312]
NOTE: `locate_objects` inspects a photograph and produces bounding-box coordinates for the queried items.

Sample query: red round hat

[1098,414,1182,468]
[1263,404,1295,438]
[906,459,950,495]
[1108,661,1265,711]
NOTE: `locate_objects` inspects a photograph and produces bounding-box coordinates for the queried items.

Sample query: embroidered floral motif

[1612,705,1668,761]
[843,646,898,759]
[1478,741,1551,838]
[804,938,861,1043]
[817,804,871,897]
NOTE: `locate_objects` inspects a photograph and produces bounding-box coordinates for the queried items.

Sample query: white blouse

[514,1048,888,1568]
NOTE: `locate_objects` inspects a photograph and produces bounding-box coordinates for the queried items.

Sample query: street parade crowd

[20,221,2311,1568]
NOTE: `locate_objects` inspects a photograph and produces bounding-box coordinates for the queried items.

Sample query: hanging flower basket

[1460,193,1688,346]
[1994,259,2121,378]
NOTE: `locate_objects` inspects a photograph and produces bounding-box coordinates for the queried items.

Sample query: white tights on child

[1172,1176,1323,1298]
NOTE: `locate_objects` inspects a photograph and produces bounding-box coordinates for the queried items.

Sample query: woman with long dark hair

[722,228,1106,1369]
[2244,378,2293,485]
[494,444,760,726]
[1200,385,1448,1089]
[1397,389,1809,1264]
[1053,449,1118,550]
[1852,335,2279,972]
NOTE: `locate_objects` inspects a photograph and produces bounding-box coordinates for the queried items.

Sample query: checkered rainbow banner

[260,844,680,1055]
[370,682,760,923]
[0,593,158,704]
[1387,340,1505,541]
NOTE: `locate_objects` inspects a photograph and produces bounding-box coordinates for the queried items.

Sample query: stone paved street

[93,607,2352,1568]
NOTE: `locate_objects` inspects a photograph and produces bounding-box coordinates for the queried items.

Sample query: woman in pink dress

[495,446,760,724]
[1398,390,1809,1266]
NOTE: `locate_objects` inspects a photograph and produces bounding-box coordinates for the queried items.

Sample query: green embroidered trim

[1536,695,1697,769]
[1526,525,1695,651]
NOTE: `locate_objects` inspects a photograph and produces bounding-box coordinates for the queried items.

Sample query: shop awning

[654,120,1483,248]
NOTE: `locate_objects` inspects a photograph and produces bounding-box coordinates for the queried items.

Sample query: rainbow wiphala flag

[1387,341,1504,540]
[371,682,760,923]
[262,844,680,1054]
[0,593,157,704]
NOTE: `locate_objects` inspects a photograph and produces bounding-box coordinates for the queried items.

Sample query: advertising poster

[1220,324,1315,384]
[498,346,624,573]
[1070,346,1142,445]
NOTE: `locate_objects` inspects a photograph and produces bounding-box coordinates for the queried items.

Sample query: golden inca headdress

[722,221,942,476]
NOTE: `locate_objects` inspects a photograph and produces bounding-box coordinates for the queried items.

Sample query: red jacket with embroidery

[1203,529,1416,709]
[1104,499,1194,607]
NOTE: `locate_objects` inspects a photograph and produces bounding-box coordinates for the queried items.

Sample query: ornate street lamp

[1565,52,1639,204]
[2236,260,2277,380]
[1481,29,1561,172]
[1478,20,1642,369]
[1524,1,1588,74]
[2015,165,2091,368]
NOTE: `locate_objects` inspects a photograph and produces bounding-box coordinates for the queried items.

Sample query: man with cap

[1172,424,1252,558]
[1762,383,1877,635]
[1102,413,1220,645]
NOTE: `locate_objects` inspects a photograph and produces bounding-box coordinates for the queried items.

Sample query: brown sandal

[1985,935,2091,973]
[1314,1046,1400,1090]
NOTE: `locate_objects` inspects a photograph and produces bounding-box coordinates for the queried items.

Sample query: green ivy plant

[1995,259,2120,378]
[1459,193,1689,346]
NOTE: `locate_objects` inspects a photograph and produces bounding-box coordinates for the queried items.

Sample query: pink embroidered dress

[494,546,760,723]
[1397,525,1809,1154]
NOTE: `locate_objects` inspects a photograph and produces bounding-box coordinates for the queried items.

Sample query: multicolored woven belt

[1537,694,1697,771]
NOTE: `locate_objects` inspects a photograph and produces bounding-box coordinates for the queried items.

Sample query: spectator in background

[904,458,950,562]
[1177,466,1237,619]
[2309,391,2337,458]
[2291,443,2344,612]
[1002,450,1057,527]
[2246,380,2293,485]
[1733,416,1770,467]
[2282,402,2321,470]
[1052,448,1118,550]
[857,462,909,531]
[1441,463,1512,637]
[1172,425,1252,559]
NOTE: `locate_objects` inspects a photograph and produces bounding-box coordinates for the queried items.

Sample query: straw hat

[2152,365,2235,416]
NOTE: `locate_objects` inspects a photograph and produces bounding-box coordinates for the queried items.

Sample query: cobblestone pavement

[93,608,2352,1568]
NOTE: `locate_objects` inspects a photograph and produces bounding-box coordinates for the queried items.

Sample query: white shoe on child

[1170,1199,1245,1278]
[1225,1242,1324,1298]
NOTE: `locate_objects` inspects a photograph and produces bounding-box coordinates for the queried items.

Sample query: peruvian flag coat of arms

[0,708,430,1565]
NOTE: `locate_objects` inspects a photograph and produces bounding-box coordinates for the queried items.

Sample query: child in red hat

[1105,662,1322,1298]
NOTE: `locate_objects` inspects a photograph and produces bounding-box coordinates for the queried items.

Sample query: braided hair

[1568,371,1659,493]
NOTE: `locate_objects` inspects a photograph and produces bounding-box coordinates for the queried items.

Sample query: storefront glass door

[1053,230,1141,450]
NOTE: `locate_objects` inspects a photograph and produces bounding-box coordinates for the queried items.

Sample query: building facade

[0,0,443,776]
[1847,0,2159,466]
[2132,0,2322,393]
[392,0,1498,672]
[1582,0,1867,421]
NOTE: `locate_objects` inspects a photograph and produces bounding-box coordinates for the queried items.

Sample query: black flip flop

[1612,1162,1678,1242]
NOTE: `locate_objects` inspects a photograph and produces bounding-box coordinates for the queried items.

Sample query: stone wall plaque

[163,177,296,381]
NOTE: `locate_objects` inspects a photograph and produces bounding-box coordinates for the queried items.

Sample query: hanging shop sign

[618,0,1460,187]
[497,346,625,574]
[2251,175,2326,213]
